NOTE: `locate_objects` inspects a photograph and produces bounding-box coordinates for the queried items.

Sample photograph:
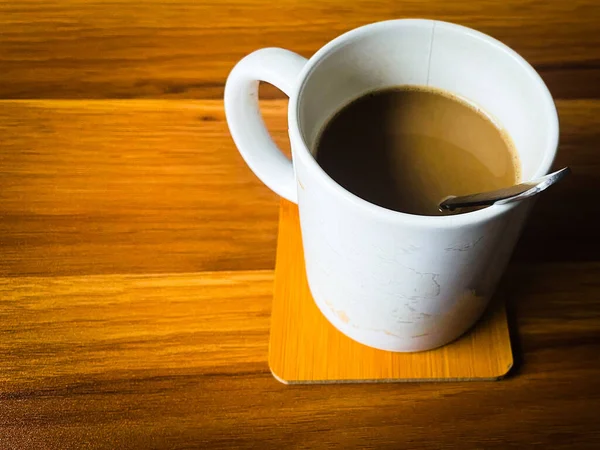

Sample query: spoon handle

[439,167,570,211]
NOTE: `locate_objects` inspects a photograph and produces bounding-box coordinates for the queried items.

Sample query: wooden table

[1,1,599,448]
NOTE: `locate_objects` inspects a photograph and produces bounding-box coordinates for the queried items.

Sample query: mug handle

[224,48,308,204]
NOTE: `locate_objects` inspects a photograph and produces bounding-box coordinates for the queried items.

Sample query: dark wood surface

[1,1,600,448]
[1,1,599,100]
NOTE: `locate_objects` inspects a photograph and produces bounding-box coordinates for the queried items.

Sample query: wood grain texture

[0,271,273,389]
[2,5,600,445]
[0,99,288,276]
[270,201,513,383]
[514,99,600,262]
[1,0,599,99]
[1,264,599,448]
[1,99,598,277]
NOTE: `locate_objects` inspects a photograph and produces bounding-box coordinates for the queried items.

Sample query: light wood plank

[1,1,599,99]
[0,270,273,389]
[0,99,287,276]
[0,264,599,448]
[1,99,598,277]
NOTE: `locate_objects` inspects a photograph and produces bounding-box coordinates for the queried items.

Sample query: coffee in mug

[315,86,521,216]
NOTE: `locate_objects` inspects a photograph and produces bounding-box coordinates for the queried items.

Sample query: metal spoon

[439,167,570,211]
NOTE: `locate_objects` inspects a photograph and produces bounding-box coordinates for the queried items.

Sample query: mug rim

[288,19,560,228]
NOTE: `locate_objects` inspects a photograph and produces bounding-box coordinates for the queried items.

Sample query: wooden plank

[270,201,513,383]
[514,99,600,262]
[1,1,599,99]
[0,99,598,277]
[0,271,273,388]
[0,264,599,448]
[0,100,286,276]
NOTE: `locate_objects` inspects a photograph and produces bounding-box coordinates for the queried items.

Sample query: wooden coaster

[269,200,513,384]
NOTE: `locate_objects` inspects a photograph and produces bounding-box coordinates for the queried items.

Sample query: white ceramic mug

[225,19,559,352]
